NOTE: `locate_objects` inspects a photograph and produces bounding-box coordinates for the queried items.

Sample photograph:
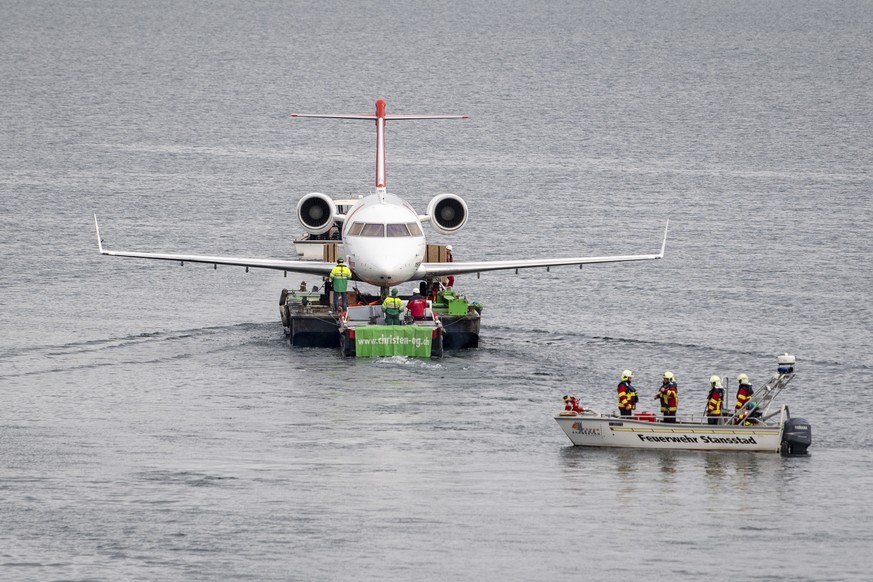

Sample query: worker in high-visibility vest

[706,375,725,425]
[329,257,352,312]
[382,288,403,325]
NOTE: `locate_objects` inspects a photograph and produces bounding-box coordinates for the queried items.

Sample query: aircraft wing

[415,221,668,279]
[94,216,336,277]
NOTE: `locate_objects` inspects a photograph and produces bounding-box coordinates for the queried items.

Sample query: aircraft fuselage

[341,192,426,288]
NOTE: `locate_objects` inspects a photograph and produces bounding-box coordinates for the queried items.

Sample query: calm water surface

[2,1,872,580]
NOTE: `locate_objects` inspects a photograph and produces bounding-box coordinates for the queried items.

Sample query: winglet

[94,214,104,254]
[657,219,669,259]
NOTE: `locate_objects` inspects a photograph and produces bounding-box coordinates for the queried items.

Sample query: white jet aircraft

[95,99,667,297]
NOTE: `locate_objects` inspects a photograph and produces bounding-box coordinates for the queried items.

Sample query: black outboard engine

[777,352,796,374]
[781,417,812,456]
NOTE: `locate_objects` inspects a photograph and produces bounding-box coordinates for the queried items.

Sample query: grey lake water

[2,0,873,580]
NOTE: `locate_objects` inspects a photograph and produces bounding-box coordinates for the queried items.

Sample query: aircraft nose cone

[376,257,418,285]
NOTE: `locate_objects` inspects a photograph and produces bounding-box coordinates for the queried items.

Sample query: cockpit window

[387,223,411,237]
[347,222,423,237]
[360,223,385,237]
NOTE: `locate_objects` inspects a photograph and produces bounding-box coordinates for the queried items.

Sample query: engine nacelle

[296,192,336,235]
[425,193,468,236]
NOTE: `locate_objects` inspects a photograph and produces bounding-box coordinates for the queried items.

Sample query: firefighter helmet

[621,370,633,380]
[663,371,674,381]
[710,375,721,385]
[738,373,749,385]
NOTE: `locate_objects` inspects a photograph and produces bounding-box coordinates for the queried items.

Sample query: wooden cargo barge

[280,286,480,357]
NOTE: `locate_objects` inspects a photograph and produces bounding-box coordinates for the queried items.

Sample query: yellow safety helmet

[710,375,721,385]
[663,371,674,381]
[621,370,633,380]
[738,373,749,385]
[563,395,571,402]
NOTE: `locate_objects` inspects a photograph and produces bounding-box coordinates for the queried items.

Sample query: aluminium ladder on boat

[726,370,796,426]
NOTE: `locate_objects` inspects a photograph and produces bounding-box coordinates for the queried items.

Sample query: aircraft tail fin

[293,100,468,195]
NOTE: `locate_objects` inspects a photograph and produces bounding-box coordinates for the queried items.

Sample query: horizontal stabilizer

[291,113,468,120]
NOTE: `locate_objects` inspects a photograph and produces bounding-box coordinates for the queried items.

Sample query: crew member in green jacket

[382,288,403,325]
[329,257,352,312]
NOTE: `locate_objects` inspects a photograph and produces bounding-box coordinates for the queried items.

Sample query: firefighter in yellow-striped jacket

[706,376,725,425]
[735,373,754,411]
[655,371,678,423]
[617,370,638,416]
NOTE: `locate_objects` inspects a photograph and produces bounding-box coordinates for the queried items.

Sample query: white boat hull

[555,411,784,453]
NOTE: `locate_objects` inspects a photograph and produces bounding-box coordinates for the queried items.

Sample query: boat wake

[483,323,856,369]
[0,322,276,380]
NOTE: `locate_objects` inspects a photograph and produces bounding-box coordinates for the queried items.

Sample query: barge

[280,238,480,357]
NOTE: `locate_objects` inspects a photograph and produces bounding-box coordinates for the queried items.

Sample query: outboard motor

[777,352,796,374]
[781,417,812,456]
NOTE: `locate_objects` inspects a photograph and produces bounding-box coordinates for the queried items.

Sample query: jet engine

[296,192,336,235]
[425,193,468,236]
